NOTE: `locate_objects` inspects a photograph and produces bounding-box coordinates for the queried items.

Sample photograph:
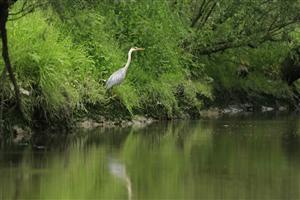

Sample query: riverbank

[3,98,296,145]
[6,115,155,144]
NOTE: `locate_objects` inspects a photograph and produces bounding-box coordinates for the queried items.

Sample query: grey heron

[106,47,144,89]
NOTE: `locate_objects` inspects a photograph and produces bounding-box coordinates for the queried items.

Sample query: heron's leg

[105,89,117,102]
[107,95,117,100]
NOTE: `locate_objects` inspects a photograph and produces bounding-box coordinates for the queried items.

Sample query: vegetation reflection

[1,116,300,199]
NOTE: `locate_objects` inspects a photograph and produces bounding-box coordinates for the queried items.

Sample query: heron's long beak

[137,48,145,51]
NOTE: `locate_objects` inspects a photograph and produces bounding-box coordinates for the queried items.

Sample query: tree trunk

[0,1,23,114]
[281,47,300,86]
[0,68,6,136]
[281,57,300,86]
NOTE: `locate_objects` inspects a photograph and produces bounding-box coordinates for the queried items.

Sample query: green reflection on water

[1,115,300,199]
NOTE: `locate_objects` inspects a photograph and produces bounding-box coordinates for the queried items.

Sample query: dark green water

[1,115,300,199]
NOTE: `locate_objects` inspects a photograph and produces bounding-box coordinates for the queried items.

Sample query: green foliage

[207,47,293,104]
[204,46,294,105]
[48,0,207,119]
[177,80,213,117]
[6,9,105,123]
[3,0,300,127]
[114,84,141,115]
[185,0,300,55]
[241,74,293,99]
[141,79,179,118]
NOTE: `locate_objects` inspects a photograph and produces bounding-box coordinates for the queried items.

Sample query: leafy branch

[186,0,300,55]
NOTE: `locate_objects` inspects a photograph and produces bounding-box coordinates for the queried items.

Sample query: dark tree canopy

[179,0,300,55]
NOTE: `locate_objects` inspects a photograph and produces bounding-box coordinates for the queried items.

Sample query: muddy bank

[5,115,155,144]
[2,102,295,145]
[200,104,290,118]
[77,115,155,129]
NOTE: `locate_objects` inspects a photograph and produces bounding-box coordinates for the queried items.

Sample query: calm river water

[1,114,300,199]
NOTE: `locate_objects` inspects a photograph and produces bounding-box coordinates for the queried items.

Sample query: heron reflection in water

[108,158,132,200]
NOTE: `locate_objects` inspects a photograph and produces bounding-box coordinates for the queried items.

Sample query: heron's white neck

[124,49,134,71]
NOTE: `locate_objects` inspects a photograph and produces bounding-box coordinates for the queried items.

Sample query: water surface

[1,114,300,199]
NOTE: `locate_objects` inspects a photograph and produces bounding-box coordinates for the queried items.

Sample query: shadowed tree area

[281,46,300,85]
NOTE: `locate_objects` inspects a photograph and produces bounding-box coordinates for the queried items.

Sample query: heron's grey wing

[106,68,126,89]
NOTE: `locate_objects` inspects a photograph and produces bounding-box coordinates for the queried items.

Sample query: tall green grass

[5,9,106,124]
[47,0,213,119]
[1,0,214,125]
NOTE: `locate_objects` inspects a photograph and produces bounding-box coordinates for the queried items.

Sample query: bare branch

[8,2,47,21]
[198,1,218,27]
[9,0,27,15]
[196,18,300,56]
[191,0,207,27]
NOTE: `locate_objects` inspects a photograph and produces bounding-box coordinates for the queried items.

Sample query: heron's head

[131,47,145,52]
